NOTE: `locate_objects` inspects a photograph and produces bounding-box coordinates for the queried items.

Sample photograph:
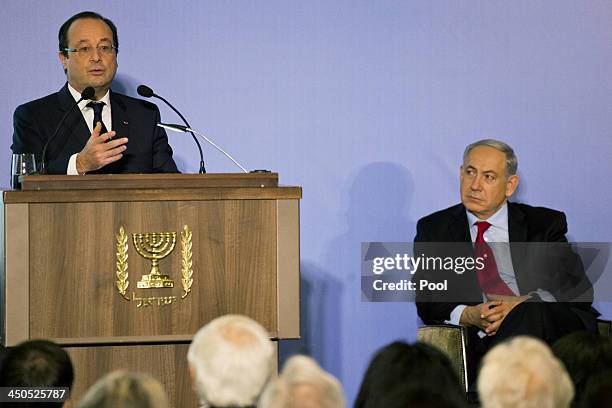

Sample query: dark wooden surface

[28,199,278,341]
[20,173,279,190]
[66,343,199,408]
[4,186,301,203]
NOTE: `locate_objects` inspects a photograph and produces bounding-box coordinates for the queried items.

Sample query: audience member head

[478,336,574,408]
[0,339,74,408]
[259,355,345,408]
[354,341,466,408]
[77,370,169,408]
[552,331,612,401]
[187,314,274,407]
[579,369,612,408]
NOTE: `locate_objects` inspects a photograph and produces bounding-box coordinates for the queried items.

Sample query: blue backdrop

[2,1,611,404]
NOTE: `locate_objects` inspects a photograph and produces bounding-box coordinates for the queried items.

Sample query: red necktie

[474,221,514,296]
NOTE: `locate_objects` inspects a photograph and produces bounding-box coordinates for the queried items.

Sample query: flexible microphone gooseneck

[137,85,206,174]
[157,123,248,173]
[41,86,95,174]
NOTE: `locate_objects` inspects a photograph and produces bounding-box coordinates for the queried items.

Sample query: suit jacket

[11,83,178,174]
[414,202,595,326]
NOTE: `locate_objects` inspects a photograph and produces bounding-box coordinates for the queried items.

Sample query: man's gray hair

[77,370,169,408]
[259,355,346,408]
[463,139,518,176]
[478,336,574,408]
[187,314,274,407]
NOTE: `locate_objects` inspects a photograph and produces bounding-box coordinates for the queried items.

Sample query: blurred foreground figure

[355,341,466,408]
[76,370,169,408]
[187,314,274,408]
[0,339,74,408]
[259,355,345,408]
[478,336,573,408]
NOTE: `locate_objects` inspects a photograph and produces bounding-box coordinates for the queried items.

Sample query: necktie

[86,101,108,134]
[474,221,514,296]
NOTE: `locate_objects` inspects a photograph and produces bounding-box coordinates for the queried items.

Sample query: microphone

[137,85,206,174]
[41,86,95,174]
[158,123,248,173]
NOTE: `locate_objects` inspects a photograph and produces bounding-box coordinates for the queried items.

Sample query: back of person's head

[478,336,574,408]
[552,331,612,400]
[187,314,274,407]
[0,339,74,389]
[76,370,169,408]
[354,341,466,408]
[579,369,612,408]
[0,339,74,408]
[259,355,345,408]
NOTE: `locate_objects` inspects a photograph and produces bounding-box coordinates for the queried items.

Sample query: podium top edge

[19,173,280,191]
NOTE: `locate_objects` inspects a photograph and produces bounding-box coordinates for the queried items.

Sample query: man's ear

[59,52,68,71]
[505,174,519,198]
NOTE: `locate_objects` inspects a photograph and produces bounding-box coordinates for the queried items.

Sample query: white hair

[478,336,574,408]
[77,370,169,408]
[187,314,274,407]
[259,355,346,408]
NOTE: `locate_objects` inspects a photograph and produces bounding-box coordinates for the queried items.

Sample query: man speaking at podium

[11,11,178,175]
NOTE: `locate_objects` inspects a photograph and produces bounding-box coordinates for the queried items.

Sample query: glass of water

[11,153,38,189]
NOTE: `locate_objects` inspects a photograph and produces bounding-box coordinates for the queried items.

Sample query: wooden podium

[1,173,301,407]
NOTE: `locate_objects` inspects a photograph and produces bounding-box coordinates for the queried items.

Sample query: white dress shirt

[66,84,112,175]
[447,202,555,327]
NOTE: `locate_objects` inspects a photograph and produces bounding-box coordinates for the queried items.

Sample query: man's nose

[470,175,483,190]
[89,49,102,62]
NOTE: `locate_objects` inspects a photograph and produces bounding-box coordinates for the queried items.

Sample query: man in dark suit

[414,139,597,351]
[11,11,178,175]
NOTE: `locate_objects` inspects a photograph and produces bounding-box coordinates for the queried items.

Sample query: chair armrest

[417,324,469,392]
[597,319,612,337]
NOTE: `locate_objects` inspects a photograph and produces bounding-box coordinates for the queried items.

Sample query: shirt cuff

[67,154,79,175]
[446,305,467,326]
[533,289,557,302]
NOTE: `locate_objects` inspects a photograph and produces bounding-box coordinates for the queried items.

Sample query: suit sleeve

[12,104,44,157]
[414,219,462,324]
[12,104,71,174]
[547,212,594,307]
[151,106,179,173]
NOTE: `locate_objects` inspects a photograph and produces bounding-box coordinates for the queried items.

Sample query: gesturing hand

[76,122,128,174]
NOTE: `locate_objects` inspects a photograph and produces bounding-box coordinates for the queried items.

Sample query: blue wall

[2,1,611,404]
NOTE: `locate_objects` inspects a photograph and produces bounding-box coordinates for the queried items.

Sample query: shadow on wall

[280,162,416,389]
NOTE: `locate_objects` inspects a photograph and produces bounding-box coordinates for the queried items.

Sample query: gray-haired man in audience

[259,355,346,408]
[187,314,274,408]
[478,336,574,408]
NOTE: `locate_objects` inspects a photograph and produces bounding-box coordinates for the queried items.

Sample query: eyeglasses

[64,44,118,57]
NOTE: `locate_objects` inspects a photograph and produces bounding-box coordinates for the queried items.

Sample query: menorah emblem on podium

[132,232,177,288]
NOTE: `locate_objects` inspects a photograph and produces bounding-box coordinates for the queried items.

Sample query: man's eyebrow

[74,38,112,44]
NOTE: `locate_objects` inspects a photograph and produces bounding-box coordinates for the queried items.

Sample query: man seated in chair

[414,139,598,357]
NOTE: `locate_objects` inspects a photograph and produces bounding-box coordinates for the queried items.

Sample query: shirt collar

[67,83,111,111]
[466,201,509,231]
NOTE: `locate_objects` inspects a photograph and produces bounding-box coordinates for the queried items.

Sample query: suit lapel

[449,204,471,242]
[508,202,528,242]
[110,91,130,140]
[56,83,91,149]
[508,202,529,291]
